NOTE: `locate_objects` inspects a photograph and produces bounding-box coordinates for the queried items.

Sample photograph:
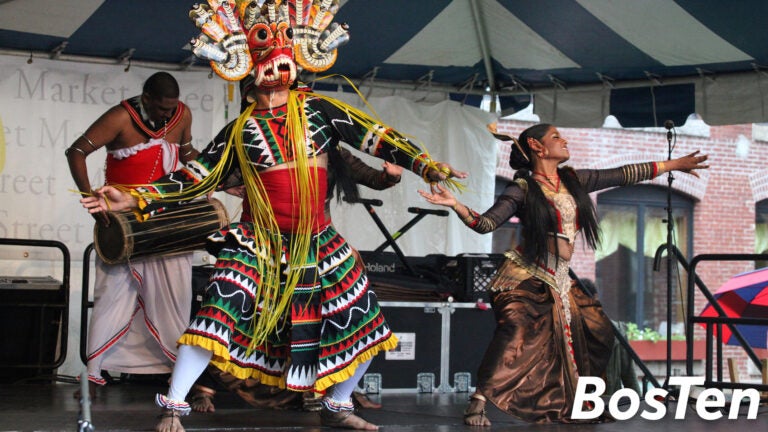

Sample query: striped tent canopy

[1,0,766,127]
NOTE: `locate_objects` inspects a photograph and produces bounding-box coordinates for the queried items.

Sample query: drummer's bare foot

[302,391,323,412]
[155,408,185,432]
[72,381,97,400]
[189,385,216,413]
[320,408,378,430]
[464,393,491,426]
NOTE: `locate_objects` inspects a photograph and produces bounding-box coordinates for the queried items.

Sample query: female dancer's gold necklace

[533,171,560,192]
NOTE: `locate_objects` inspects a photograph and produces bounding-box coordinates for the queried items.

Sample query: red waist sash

[105,145,164,186]
[241,167,329,232]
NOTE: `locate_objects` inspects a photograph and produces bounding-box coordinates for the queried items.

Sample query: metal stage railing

[79,243,95,365]
[0,238,71,374]
[570,271,661,390]
[686,253,768,393]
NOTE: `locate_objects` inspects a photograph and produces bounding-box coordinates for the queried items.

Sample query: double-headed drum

[94,198,229,264]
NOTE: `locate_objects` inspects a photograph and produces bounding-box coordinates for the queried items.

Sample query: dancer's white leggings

[167,345,211,402]
[167,344,373,404]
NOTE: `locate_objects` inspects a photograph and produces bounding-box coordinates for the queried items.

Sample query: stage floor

[2,378,767,431]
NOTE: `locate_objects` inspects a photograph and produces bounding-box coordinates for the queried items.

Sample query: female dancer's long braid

[559,167,600,250]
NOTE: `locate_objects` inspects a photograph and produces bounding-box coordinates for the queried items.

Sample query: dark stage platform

[1,378,767,432]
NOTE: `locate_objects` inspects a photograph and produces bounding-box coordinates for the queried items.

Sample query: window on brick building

[757,200,768,269]
[490,177,521,253]
[595,185,694,336]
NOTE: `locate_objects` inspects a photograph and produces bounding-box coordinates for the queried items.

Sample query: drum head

[93,212,132,264]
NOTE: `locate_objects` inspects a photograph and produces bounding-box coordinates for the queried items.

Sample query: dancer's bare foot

[320,408,378,430]
[155,409,185,432]
[464,394,491,427]
[302,391,323,412]
[189,385,216,413]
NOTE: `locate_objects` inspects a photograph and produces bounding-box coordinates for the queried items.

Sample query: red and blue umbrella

[700,267,768,349]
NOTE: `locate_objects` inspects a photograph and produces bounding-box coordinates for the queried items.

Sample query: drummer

[65,71,197,399]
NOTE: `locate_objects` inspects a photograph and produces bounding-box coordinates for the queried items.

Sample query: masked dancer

[80,1,464,431]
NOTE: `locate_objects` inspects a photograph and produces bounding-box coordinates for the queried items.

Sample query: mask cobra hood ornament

[188,0,349,89]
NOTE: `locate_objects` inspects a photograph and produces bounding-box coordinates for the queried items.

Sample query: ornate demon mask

[188,0,349,89]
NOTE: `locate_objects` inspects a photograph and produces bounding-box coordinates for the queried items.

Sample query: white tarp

[0,54,496,376]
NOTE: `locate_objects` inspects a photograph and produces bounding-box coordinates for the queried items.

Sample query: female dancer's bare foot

[320,408,378,430]
[464,393,491,426]
[189,385,216,413]
[155,409,185,432]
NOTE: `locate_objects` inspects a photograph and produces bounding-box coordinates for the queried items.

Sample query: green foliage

[624,322,687,342]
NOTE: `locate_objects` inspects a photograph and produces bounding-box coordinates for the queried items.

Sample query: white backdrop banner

[323,91,497,257]
[0,55,231,261]
[0,53,497,376]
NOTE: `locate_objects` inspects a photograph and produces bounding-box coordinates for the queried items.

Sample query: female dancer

[418,123,708,424]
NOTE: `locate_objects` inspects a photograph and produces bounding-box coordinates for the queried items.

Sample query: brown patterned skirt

[475,258,614,423]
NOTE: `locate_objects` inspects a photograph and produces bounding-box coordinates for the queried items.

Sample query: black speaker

[0,276,65,383]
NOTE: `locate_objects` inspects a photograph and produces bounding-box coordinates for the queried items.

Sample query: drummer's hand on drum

[91,210,110,227]
[223,185,246,198]
[80,186,137,214]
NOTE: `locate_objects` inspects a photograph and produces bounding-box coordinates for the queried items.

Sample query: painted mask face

[247,20,297,90]
[187,0,349,84]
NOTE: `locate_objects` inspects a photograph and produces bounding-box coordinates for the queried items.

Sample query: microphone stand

[662,122,678,400]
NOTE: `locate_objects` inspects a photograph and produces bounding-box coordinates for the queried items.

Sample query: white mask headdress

[188,0,350,86]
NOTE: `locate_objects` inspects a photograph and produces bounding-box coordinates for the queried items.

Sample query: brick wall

[494,117,768,380]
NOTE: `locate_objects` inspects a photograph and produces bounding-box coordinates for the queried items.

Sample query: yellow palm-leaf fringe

[230,102,285,353]
[110,85,454,360]
[119,94,320,354]
[314,333,400,392]
[231,94,321,353]
[177,333,285,388]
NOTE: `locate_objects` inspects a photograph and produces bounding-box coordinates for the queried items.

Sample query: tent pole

[469,0,496,110]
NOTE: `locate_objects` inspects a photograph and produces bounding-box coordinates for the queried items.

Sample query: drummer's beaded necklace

[141,96,167,183]
[145,121,167,182]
